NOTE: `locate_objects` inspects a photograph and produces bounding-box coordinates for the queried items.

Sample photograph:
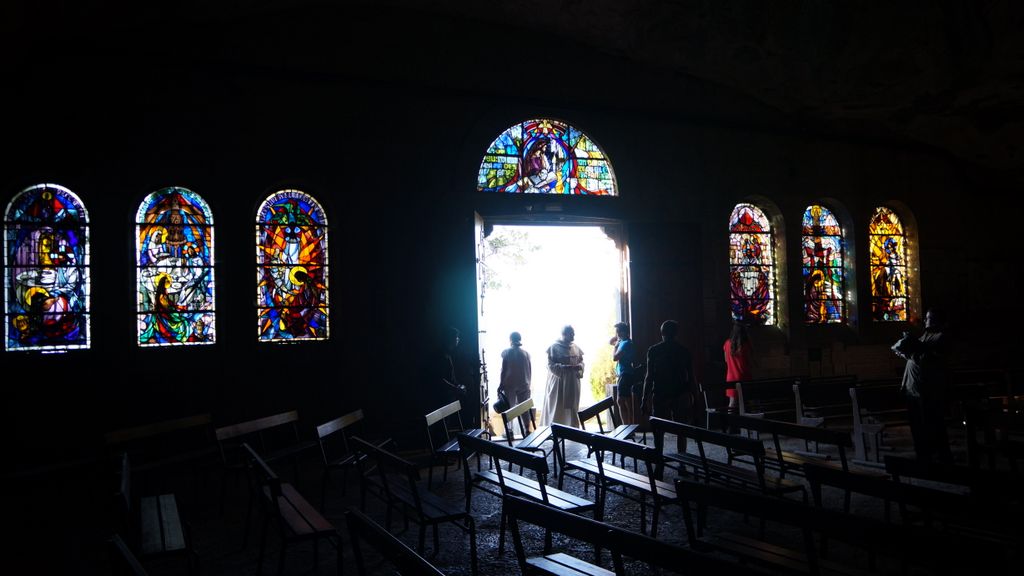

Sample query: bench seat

[474,468,592,511]
[526,552,615,576]
[562,456,676,501]
[665,451,805,496]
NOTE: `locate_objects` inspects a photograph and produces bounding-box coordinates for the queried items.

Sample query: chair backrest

[216,410,302,465]
[709,411,852,469]
[425,400,463,451]
[503,494,758,575]
[241,442,283,502]
[577,396,619,432]
[316,409,364,464]
[105,413,213,446]
[344,508,445,576]
[108,534,150,576]
[849,383,903,414]
[500,398,537,444]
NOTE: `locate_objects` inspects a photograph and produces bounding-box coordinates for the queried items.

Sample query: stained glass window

[802,205,845,323]
[477,119,616,195]
[728,203,775,325]
[4,184,90,351]
[136,187,215,346]
[256,190,329,342]
[868,206,908,321]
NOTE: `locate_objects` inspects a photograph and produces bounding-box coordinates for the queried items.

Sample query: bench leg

[498,509,507,555]
[469,517,479,576]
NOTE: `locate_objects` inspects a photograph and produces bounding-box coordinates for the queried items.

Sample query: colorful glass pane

[477,119,616,195]
[728,203,775,325]
[256,190,329,342]
[868,206,908,321]
[802,205,845,323]
[4,184,90,351]
[135,187,215,346]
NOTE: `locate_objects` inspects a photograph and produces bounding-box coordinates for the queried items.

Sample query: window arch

[136,187,215,346]
[477,118,616,195]
[728,203,776,325]
[4,183,90,351]
[802,204,846,323]
[869,206,908,321]
[256,190,329,342]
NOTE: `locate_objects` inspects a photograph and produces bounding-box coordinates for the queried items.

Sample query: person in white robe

[542,325,584,427]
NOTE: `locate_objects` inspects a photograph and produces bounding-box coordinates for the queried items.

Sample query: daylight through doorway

[479,224,625,433]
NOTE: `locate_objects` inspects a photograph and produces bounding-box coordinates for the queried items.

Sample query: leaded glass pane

[4,184,91,351]
[255,189,329,342]
[136,187,216,346]
[868,206,908,321]
[477,119,616,195]
[802,204,845,323]
[728,203,775,325]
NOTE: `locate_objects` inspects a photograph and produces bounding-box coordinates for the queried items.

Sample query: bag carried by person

[492,389,510,413]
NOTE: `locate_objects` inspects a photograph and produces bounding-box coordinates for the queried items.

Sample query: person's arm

[525,350,532,387]
[641,348,654,409]
[612,340,625,362]
[499,350,510,391]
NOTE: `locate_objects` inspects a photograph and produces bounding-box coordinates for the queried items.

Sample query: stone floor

[11,423,971,575]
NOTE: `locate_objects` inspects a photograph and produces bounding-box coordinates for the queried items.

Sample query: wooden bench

[551,424,675,536]
[458,431,595,554]
[734,376,802,420]
[241,442,342,575]
[316,409,393,510]
[498,398,555,472]
[675,476,998,576]
[344,507,445,576]
[215,410,319,508]
[105,413,216,475]
[649,417,805,501]
[108,534,150,576]
[803,460,1021,553]
[576,396,638,467]
[848,384,909,461]
[352,437,478,575]
[424,400,486,488]
[504,494,761,576]
[965,404,1024,471]
[792,375,859,428]
[884,454,1024,509]
[113,453,198,575]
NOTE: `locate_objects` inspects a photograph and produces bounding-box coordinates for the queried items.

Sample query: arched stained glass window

[869,207,907,321]
[4,184,90,351]
[802,205,845,324]
[256,190,329,342]
[477,119,616,195]
[136,187,215,346]
[728,203,775,325]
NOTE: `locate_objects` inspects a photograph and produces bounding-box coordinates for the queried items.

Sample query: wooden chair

[498,398,555,473]
[576,396,638,466]
[113,453,199,575]
[344,508,446,576]
[315,409,393,511]
[551,424,676,537]
[215,410,318,510]
[504,494,762,576]
[424,400,485,488]
[458,431,595,555]
[108,534,150,576]
[352,437,478,575]
[241,443,342,576]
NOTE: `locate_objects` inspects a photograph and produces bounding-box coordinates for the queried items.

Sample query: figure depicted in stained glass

[802,205,845,323]
[136,187,215,346]
[256,190,329,341]
[5,184,90,351]
[728,203,775,325]
[478,119,616,195]
[869,206,908,321]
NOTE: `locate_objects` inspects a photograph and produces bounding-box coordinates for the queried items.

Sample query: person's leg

[924,394,953,464]
[616,375,633,425]
[906,394,930,461]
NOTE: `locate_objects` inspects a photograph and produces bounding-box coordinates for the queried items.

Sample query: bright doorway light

[481,225,624,432]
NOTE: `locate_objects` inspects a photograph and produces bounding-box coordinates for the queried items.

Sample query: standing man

[641,320,694,448]
[437,326,467,405]
[500,331,533,425]
[892,307,952,463]
[610,322,637,425]
[543,325,584,427]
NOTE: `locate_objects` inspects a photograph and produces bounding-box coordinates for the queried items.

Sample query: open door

[474,212,495,435]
